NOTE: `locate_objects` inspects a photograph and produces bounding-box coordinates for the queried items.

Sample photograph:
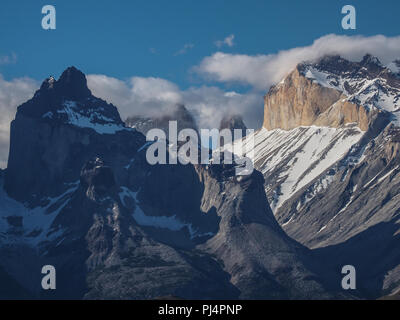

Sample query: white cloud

[174,43,195,56]
[198,34,400,90]
[0,75,38,168]
[0,53,17,65]
[215,34,235,48]
[182,86,261,129]
[87,75,261,130]
[87,75,182,118]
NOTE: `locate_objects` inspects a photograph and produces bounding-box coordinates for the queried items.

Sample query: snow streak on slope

[305,67,400,113]
[119,187,215,239]
[0,181,78,246]
[236,125,364,212]
[300,56,400,128]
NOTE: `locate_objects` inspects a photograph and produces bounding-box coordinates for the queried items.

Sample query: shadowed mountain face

[0,67,338,300]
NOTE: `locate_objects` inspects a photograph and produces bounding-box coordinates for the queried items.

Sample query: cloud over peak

[87,74,261,130]
[197,34,400,90]
[0,75,38,168]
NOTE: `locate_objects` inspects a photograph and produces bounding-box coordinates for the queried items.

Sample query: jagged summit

[38,66,91,100]
[361,53,382,66]
[298,54,389,82]
[17,66,125,134]
[55,66,91,100]
[4,67,144,203]
[264,54,400,131]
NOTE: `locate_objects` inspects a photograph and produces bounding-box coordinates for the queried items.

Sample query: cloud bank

[87,75,261,130]
[196,34,400,90]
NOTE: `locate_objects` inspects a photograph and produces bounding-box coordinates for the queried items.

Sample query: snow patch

[0,182,79,246]
[58,100,127,134]
[119,187,214,239]
[303,66,400,120]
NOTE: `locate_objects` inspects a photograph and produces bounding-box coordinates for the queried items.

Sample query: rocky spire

[55,66,92,100]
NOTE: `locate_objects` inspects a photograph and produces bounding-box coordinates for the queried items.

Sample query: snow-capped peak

[299,55,400,121]
[20,67,128,135]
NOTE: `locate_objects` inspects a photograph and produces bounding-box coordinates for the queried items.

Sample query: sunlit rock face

[263,55,400,132]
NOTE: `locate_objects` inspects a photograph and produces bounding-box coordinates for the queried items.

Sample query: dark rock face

[80,158,116,198]
[0,67,340,300]
[0,265,32,299]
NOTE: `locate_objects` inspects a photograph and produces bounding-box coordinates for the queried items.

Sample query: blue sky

[0,0,399,86]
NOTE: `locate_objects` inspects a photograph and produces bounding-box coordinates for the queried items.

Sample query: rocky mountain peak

[360,53,382,67]
[219,114,247,132]
[16,67,124,133]
[263,55,399,131]
[37,66,91,101]
[4,67,143,202]
[55,66,92,100]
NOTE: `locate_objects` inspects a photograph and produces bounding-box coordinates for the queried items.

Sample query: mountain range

[0,55,399,299]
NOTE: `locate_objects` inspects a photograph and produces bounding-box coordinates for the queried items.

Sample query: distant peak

[318,55,343,63]
[361,54,382,66]
[59,66,86,83]
[219,114,247,132]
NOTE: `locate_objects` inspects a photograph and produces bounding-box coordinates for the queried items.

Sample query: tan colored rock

[263,67,370,131]
[314,100,370,131]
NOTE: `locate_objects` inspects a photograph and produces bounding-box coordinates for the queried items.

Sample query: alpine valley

[0,54,399,299]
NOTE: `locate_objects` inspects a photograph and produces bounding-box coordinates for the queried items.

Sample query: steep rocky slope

[235,54,400,298]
